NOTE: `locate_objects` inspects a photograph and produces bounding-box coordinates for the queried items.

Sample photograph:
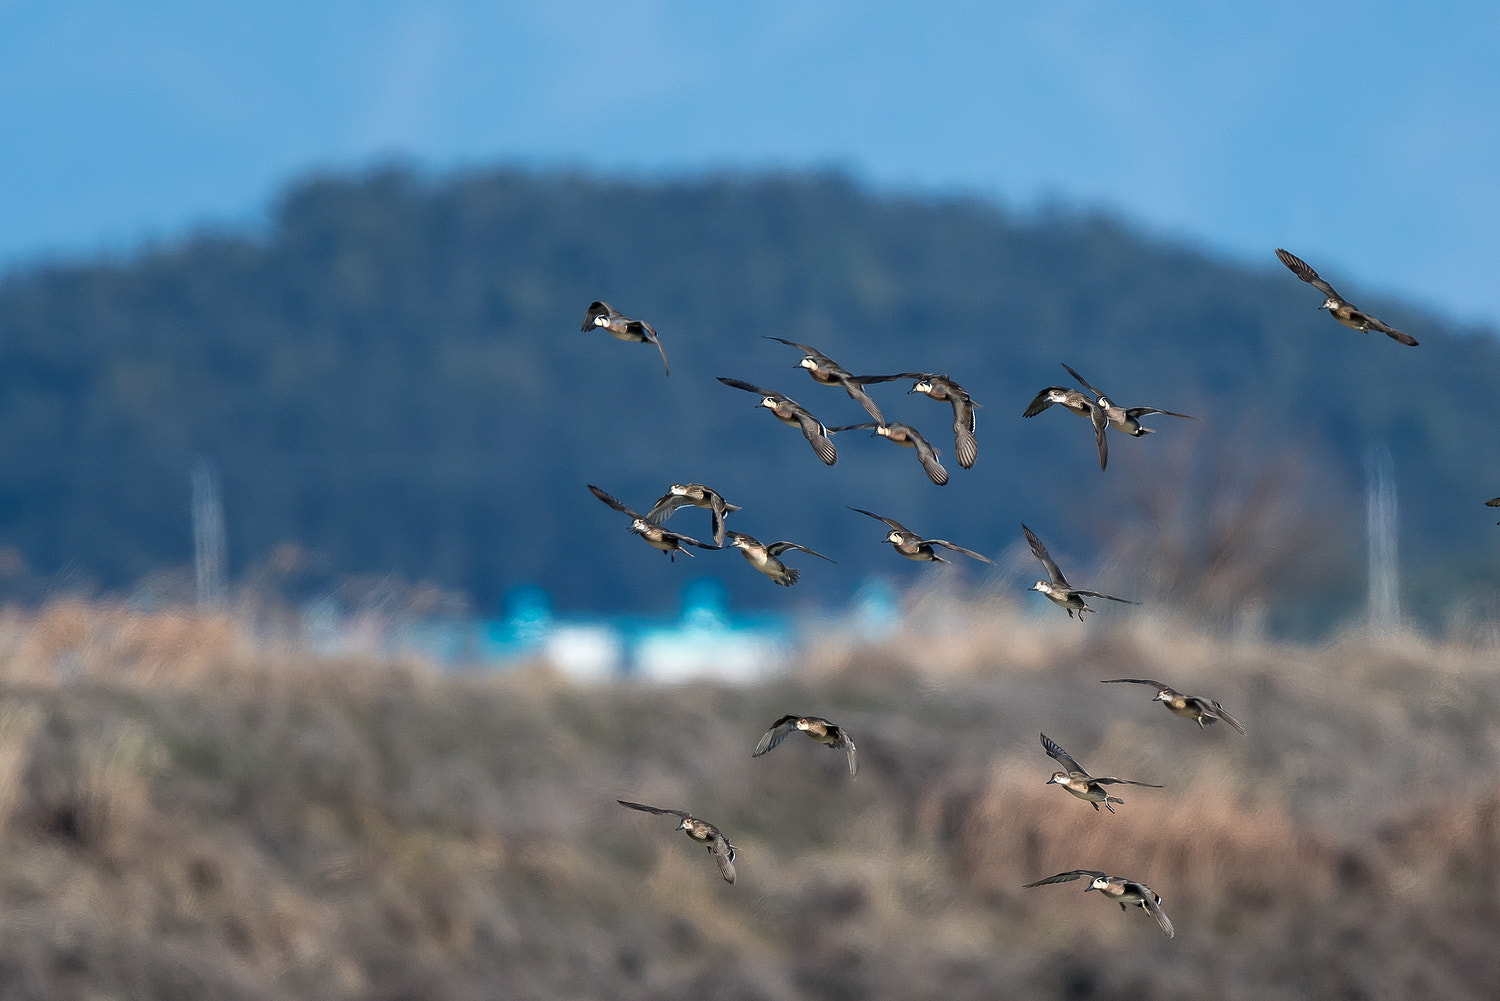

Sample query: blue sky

[4,2,1499,329]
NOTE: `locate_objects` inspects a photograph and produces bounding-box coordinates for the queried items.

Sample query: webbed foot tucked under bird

[752,715,857,775]
[1275,248,1418,346]
[581,301,671,374]
[717,377,838,465]
[1040,732,1161,813]
[1022,524,1135,619]
[1100,679,1245,733]
[1023,869,1174,938]
[617,800,738,883]
[724,531,835,586]
[588,485,720,562]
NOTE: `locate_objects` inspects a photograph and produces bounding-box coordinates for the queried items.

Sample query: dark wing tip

[1275,247,1316,281]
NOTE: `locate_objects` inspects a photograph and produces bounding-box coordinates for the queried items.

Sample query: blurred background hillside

[3,166,1500,636]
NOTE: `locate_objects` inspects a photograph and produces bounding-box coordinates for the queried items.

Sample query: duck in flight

[763,336,886,422]
[1040,733,1161,813]
[581,301,671,374]
[1100,679,1245,733]
[723,531,834,587]
[588,485,720,561]
[753,715,857,775]
[1275,248,1418,346]
[645,483,740,548]
[849,508,993,564]
[1062,363,1194,470]
[829,421,948,485]
[717,377,838,465]
[1022,382,1109,468]
[1022,524,1135,619]
[617,801,738,883]
[854,372,980,469]
[1023,869,1174,938]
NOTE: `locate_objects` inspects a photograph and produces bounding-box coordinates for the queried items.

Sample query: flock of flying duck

[589,246,1418,938]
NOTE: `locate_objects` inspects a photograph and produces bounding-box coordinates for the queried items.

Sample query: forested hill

[1,167,1498,627]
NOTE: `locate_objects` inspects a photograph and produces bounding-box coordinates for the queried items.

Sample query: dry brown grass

[0,599,1497,999]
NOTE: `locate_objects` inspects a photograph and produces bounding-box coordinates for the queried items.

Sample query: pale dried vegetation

[0,599,1497,999]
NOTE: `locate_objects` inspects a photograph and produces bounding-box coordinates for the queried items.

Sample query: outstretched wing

[849,372,927,385]
[950,396,978,469]
[753,715,801,757]
[617,800,690,819]
[849,507,911,534]
[1040,732,1084,774]
[1091,401,1110,470]
[1352,310,1419,346]
[711,835,736,884]
[589,484,643,520]
[926,539,994,564]
[833,725,858,776]
[908,427,949,486]
[840,377,886,423]
[766,541,836,563]
[762,335,830,363]
[717,376,779,397]
[645,491,694,524]
[1093,776,1163,788]
[1023,386,1074,418]
[1125,406,1194,421]
[1208,700,1247,735]
[1100,678,1171,690]
[1275,247,1342,300]
[640,324,670,375]
[1022,869,1106,889]
[1061,362,1107,402]
[1135,885,1174,938]
[794,410,838,465]
[1073,589,1136,604]
[1021,524,1069,587]
[828,422,880,433]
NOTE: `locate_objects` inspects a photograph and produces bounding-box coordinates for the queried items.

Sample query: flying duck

[1275,248,1418,346]
[617,800,738,883]
[724,531,835,586]
[1484,497,1500,523]
[829,421,948,485]
[1022,383,1110,469]
[1100,679,1245,733]
[1023,869,1174,938]
[646,483,741,548]
[1062,363,1193,470]
[855,372,980,468]
[849,508,993,564]
[1022,524,1135,619]
[581,301,671,374]
[753,715,857,775]
[1040,732,1161,813]
[763,336,886,422]
[588,485,720,561]
[717,377,838,465]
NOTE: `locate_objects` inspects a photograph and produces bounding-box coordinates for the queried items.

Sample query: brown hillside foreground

[0,600,1497,999]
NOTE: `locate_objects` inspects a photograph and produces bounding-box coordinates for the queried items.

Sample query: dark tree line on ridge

[0,166,1498,632]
